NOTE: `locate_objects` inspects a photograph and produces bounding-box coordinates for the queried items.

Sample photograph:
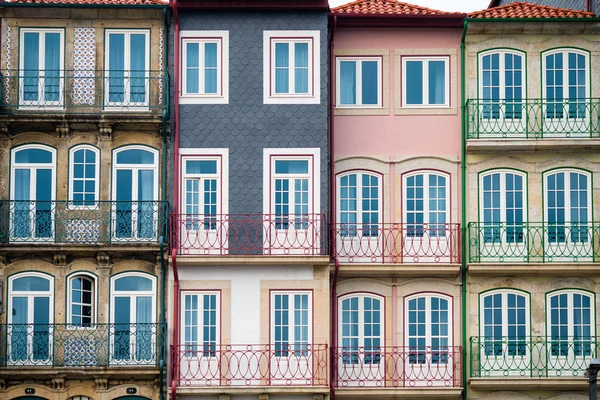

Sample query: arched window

[543,49,589,121]
[337,171,381,237]
[8,272,54,365]
[112,146,159,241]
[403,171,449,237]
[338,293,383,362]
[479,49,525,121]
[69,145,99,207]
[67,273,97,327]
[10,145,56,241]
[110,272,156,365]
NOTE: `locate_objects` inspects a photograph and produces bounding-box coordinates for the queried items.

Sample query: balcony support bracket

[53,253,69,267]
[55,122,70,138]
[95,378,109,392]
[0,252,8,266]
[98,122,113,140]
[0,378,5,391]
[52,378,65,391]
[97,252,112,269]
[0,124,8,140]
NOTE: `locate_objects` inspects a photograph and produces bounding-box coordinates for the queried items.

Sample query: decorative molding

[0,379,6,391]
[0,252,8,266]
[98,122,113,139]
[159,27,164,104]
[0,124,9,139]
[53,253,68,267]
[95,378,108,391]
[97,252,112,268]
[52,378,66,391]
[73,27,96,106]
[55,122,70,138]
[5,26,11,103]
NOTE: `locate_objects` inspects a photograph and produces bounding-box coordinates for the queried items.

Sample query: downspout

[329,14,338,400]
[159,6,169,400]
[460,18,469,400]
[170,0,181,398]
[587,0,591,12]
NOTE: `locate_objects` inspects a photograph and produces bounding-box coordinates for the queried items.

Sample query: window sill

[394,106,457,115]
[180,96,228,105]
[263,95,320,105]
[334,107,390,116]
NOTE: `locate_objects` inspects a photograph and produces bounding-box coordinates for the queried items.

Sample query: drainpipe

[170,0,181,398]
[460,18,469,400]
[587,0,591,12]
[329,15,338,400]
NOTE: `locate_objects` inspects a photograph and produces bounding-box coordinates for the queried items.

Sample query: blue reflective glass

[116,149,154,164]
[406,61,423,104]
[15,148,53,164]
[428,61,446,105]
[186,160,217,174]
[186,42,199,94]
[12,276,50,291]
[340,61,356,105]
[114,275,152,291]
[362,61,378,105]
[275,160,308,174]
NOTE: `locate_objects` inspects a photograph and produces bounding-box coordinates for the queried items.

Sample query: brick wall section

[171,10,329,219]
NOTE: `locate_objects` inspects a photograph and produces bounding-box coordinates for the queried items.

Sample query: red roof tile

[9,0,166,5]
[468,2,595,19]
[331,0,460,15]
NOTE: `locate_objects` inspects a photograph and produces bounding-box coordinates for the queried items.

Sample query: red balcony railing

[333,223,461,264]
[334,346,462,388]
[171,214,325,256]
[171,344,328,388]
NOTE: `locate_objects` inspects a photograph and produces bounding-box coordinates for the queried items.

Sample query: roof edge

[1,1,167,7]
[331,13,466,28]
[175,0,328,10]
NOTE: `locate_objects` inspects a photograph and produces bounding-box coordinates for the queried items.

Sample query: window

[110,272,156,364]
[404,171,449,237]
[182,157,220,231]
[402,57,449,107]
[406,294,451,365]
[69,145,99,207]
[336,57,381,107]
[181,31,229,104]
[271,291,312,356]
[105,29,150,108]
[480,170,526,245]
[181,292,219,356]
[479,50,524,120]
[263,31,320,104]
[19,28,64,107]
[480,290,529,357]
[10,145,57,241]
[544,169,591,245]
[112,146,159,241]
[8,272,54,364]
[543,49,589,120]
[547,290,594,358]
[339,294,383,364]
[337,172,381,237]
[67,273,96,327]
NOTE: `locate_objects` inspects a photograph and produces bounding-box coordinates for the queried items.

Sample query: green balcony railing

[0,323,166,367]
[468,222,600,263]
[466,98,600,139]
[0,69,167,114]
[470,336,598,378]
[0,200,168,245]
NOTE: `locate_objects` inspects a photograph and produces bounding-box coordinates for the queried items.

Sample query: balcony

[0,69,166,119]
[334,346,462,389]
[465,98,600,151]
[171,214,326,264]
[0,200,168,251]
[468,222,600,273]
[172,344,328,392]
[332,223,461,276]
[470,336,594,390]
[0,323,165,369]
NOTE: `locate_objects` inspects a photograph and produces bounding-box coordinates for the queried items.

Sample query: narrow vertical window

[272,292,312,356]
[69,145,99,207]
[68,274,96,327]
[182,292,219,356]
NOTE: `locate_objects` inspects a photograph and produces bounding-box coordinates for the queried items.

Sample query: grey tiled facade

[494,0,592,12]
[171,11,329,217]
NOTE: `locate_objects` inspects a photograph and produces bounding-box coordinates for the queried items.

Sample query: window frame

[180,290,221,357]
[111,145,159,203]
[402,170,450,229]
[181,153,223,227]
[541,48,590,106]
[104,28,151,110]
[543,168,592,226]
[263,30,321,105]
[10,144,57,203]
[18,27,66,108]
[478,49,526,102]
[8,271,55,325]
[401,56,450,108]
[180,30,229,104]
[478,169,528,225]
[66,271,98,329]
[335,56,383,108]
[479,288,530,341]
[338,292,384,351]
[545,289,595,355]
[336,170,382,237]
[68,145,100,210]
[270,290,313,356]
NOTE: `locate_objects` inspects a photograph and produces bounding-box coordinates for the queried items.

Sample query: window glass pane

[12,276,50,291]
[186,42,199,94]
[15,148,53,164]
[406,61,423,105]
[129,33,147,104]
[205,43,218,94]
[275,160,309,174]
[116,149,154,164]
[294,43,309,94]
[275,43,289,94]
[339,61,356,105]
[362,61,378,105]
[428,61,446,105]
[186,160,217,174]
[114,276,153,291]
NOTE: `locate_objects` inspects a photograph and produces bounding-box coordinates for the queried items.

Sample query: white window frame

[479,169,527,225]
[111,145,159,203]
[542,48,590,105]
[336,56,382,108]
[68,145,100,209]
[338,293,384,349]
[403,170,450,227]
[263,30,321,105]
[104,29,150,110]
[180,31,229,104]
[18,28,65,109]
[401,56,450,108]
[66,272,98,329]
[180,291,221,353]
[336,171,382,233]
[270,290,313,352]
[478,49,525,102]
[405,293,452,350]
[181,153,224,222]
[543,168,591,225]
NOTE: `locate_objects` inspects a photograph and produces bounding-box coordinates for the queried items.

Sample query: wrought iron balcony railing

[466,98,600,139]
[470,336,598,378]
[0,200,168,245]
[0,69,166,114]
[468,222,600,263]
[0,323,165,368]
[172,344,328,387]
[333,223,461,264]
[334,346,462,388]
[171,213,325,256]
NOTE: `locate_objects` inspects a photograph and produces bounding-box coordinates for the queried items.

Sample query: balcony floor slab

[468,377,587,391]
[466,138,600,154]
[468,263,600,276]
[334,388,462,399]
[332,264,461,277]
[172,255,330,266]
[176,386,330,395]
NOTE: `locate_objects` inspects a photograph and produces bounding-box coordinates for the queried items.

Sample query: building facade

[330,1,464,399]
[464,4,600,400]
[168,1,330,399]
[0,1,170,399]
